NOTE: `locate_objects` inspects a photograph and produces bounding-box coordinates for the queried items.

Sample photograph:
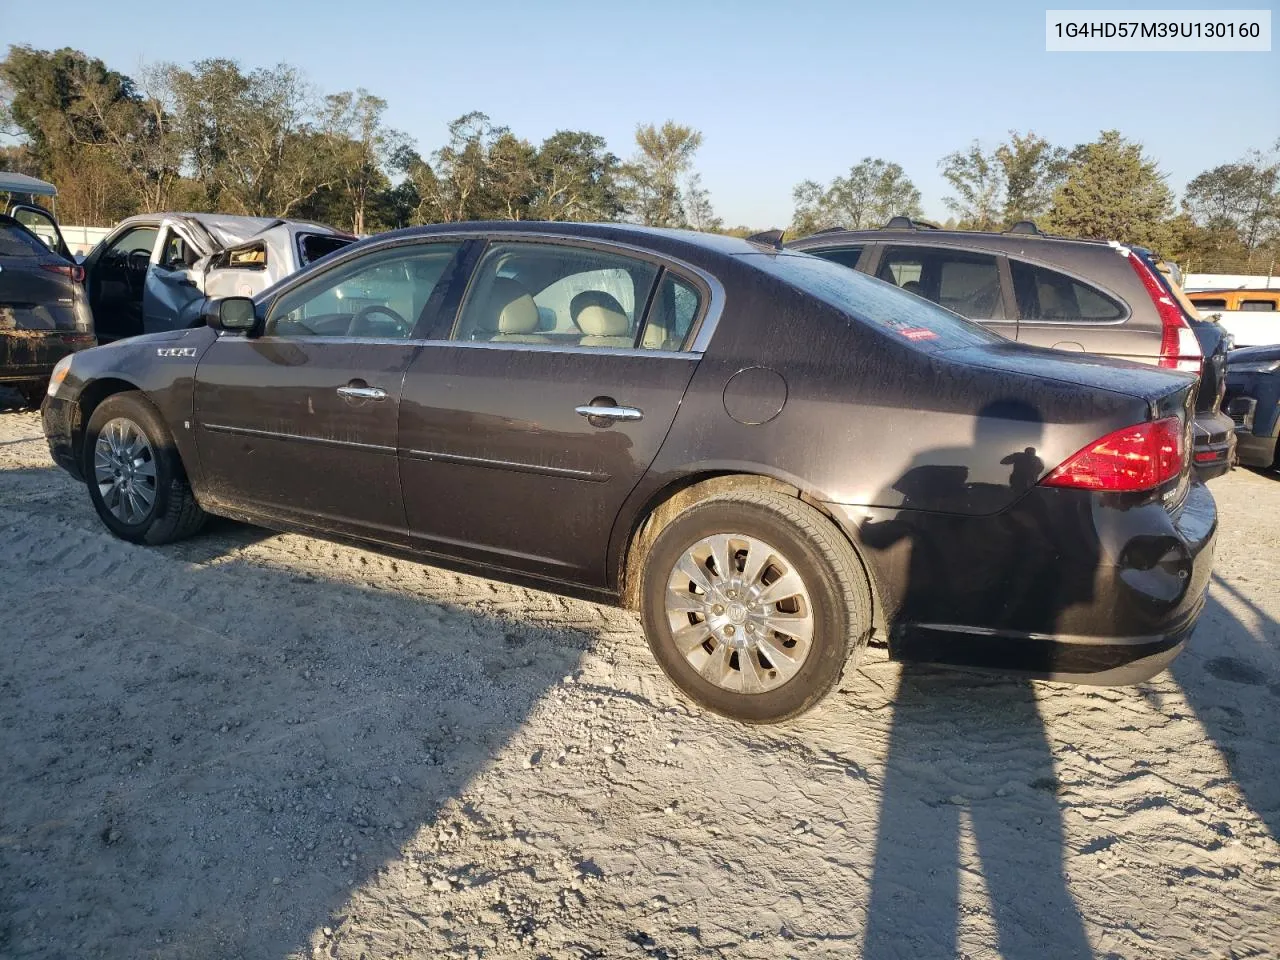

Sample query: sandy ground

[0,389,1277,960]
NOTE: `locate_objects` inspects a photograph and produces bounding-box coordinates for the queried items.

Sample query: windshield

[740,252,1002,350]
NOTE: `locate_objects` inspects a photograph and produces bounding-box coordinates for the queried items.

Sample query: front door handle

[337,385,388,401]
[575,403,643,423]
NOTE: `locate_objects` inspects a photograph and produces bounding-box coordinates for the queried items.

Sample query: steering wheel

[348,304,411,338]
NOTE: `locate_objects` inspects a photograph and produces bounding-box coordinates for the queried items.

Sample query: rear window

[1191,298,1227,310]
[0,218,50,257]
[742,252,1001,350]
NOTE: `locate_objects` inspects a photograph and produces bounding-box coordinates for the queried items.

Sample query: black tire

[17,380,47,409]
[639,490,872,723]
[83,391,208,545]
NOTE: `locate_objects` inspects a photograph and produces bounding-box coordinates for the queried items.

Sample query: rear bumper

[1191,411,1235,481]
[1,331,96,383]
[829,479,1218,686]
[41,393,83,482]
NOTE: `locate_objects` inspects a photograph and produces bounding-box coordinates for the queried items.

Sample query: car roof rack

[745,228,786,250]
[810,226,846,235]
[1004,220,1044,236]
[883,216,940,231]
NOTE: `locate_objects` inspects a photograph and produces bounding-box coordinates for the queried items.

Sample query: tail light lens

[1041,417,1185,492]
[41,263,86,284]
[1123,252,1201,373]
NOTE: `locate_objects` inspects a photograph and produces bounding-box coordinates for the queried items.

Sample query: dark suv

[788,219,1235,479]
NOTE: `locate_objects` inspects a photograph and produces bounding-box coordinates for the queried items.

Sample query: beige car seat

[572,291,633,347]
[484,277,548,343]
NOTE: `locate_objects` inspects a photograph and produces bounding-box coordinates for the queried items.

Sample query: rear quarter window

[1010,260,1124,322]
[742,252,1001,350]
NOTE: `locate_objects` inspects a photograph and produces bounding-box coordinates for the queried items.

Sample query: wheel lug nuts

[712,604,724,615]
[724,625,735,636]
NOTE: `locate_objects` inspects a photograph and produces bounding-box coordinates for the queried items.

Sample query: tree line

[2,44,1277,272]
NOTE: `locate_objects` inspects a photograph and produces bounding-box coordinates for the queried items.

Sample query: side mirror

[208,296,257,333]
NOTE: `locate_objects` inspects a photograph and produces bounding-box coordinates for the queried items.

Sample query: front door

[142,219,210,333]
[9,203,71,260]
[192,240,465,542]
[82,222,160,341]
[398,239,706,585]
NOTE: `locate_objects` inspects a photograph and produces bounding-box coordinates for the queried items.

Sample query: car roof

[787,225,1115,255]
[363,220,773,260]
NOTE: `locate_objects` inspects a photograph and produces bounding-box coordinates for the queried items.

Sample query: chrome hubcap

[93,417,157,524]
[665,533,814,694]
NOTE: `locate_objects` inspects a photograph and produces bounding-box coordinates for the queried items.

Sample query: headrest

[571,290,629,337]
[901,280,924,296]
[488,277,539,334]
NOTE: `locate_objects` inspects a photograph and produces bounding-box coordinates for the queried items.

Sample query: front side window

[1010,260,1124,322]
[453,243,661,348]
[876,246,1006,320]
[104,226,159,265]
[267,243,461,339]
[159,230,199,270]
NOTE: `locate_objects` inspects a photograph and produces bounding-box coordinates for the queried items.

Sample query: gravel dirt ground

[0,389,1277,960]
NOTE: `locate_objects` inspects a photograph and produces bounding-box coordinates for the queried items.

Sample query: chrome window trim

[256,229,727,354]
[221,333,700,359]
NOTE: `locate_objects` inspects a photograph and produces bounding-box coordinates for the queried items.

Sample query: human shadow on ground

[859,400,1094,959]
[0,515,595,958]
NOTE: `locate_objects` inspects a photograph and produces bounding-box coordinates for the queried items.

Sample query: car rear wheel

[83,392,207,545]
[640,490,872,723]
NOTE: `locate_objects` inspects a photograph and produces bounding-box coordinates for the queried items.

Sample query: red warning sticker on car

[898,327,939,341]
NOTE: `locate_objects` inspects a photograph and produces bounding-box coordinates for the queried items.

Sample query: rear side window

[1010,260,1124,322]
[641,273,702,350]
[876,247,1006,320]
[742,252,1002,351]
[1191,298,1227,310]
[1241,300,1277,312]
[810,246,864,270]
[0,219,48,257]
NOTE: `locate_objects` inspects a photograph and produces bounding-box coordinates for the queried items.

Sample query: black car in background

[1224,345,1280,470]
[788,219,1236,480]
[0,213,95,407]
[42,223,1216,722]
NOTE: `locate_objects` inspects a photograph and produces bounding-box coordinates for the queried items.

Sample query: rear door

[397,238,708,585]
[1008,258,1150,358]
[9,204,71,260]
[193,239,465,542]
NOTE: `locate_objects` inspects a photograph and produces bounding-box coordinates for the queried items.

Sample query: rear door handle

[337,385,388,401]
[575,404,643,423]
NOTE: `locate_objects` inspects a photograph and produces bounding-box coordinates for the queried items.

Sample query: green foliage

[1044,131,1175,248]
[936,131,1067,230]
[1182,146,1279,250]
[790,158,922,235]
[622,121,716,229]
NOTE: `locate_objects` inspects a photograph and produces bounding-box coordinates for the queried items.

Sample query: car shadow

[0,524,593,957]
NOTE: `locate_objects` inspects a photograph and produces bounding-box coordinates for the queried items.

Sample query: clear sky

[2,0,1276,227]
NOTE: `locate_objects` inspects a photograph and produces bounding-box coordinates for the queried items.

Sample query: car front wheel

[83,392,207,545]
[640,490,872,723]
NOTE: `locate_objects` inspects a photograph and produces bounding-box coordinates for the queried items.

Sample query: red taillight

[1123,252,1200,374]
[41,263,85,283]
[1041,417,1185,492]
